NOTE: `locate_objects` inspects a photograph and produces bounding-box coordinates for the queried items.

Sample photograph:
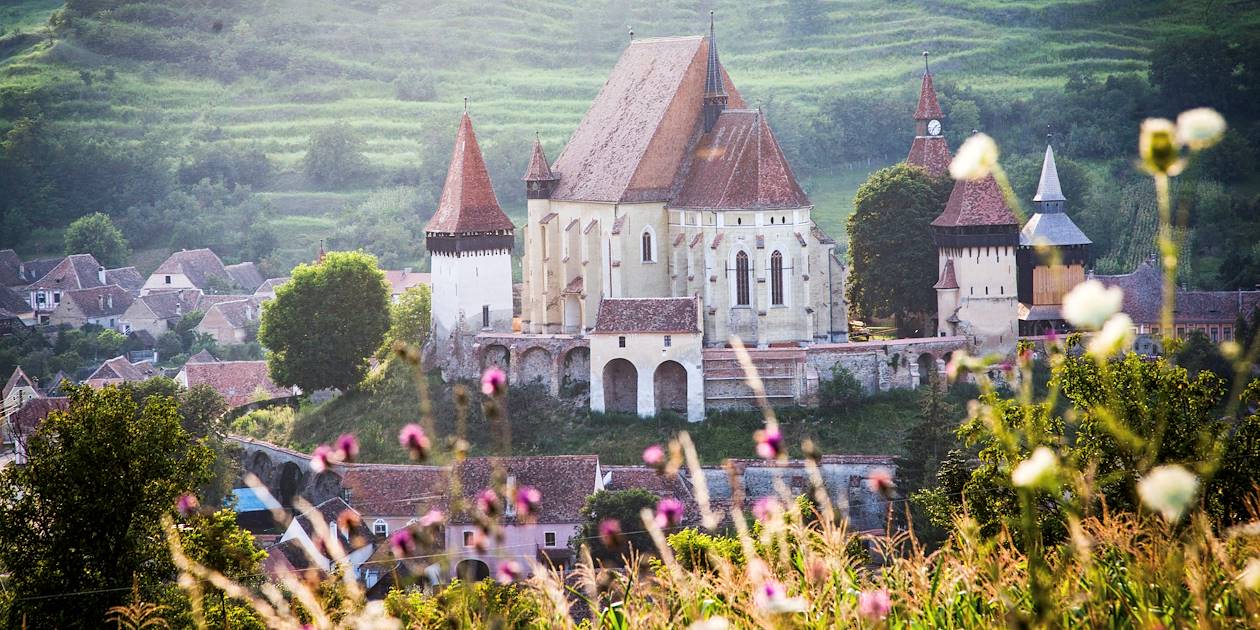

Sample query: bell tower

[906,52,951,177]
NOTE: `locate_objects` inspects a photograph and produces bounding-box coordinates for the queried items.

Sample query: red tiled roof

[672,110,809,210]
[86,356,158,385]
[1094,260,1260,325]
[933,259,959,290]
[450,455,600,524]
[60,284,134,318]
[603,465,690,497]
[907,136,952,178]
[550,36,744,203]
[26,254,103,291]
[382,270,431,296]
[103,267,144,294]
[932,175,1019,228]
[186,349,218,364]
[340,464,449,518]
[594,297,700,334]
[522,136,556,182]
[424,113,514,234]
[914,72,943,120]
[154,249,229,289]
[181,360,291,407]
[133,289,202,320]
[8,397,69,436]
[0,286,30,315]
[224,262,264,293]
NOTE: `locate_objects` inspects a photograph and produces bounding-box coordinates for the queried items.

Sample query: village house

[176,359,295,407]
[195,297,264,345]
[118,289,202,337]
[266,497,376,585]
[382,269,431,303]
[2,367,42,418]
[253,277,290,300]
[23,254,143,323]
[1092,259,1260,342]
[0,286,32,329]
[47,284,134,330]
[141,248,262,296]
[589,297,705,420]
[1,396,70,467]
[83,355,160,388]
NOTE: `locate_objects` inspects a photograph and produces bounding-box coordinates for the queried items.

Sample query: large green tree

[576,489,660,565]
[63,211,130,267]
[846,163,952,335]
[302,122,369,189]
[0,384,214,628]
[258,250,390,392]
[379,284,432,358]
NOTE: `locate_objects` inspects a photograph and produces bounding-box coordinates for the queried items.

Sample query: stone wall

[806,336,967,393]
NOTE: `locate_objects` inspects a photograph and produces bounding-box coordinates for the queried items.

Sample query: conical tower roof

[932,174,1019,228]
[522,136,556,182]
[704,14,726,98]
[1032,144,1066,203]
[425,113,514,235]
[914,72,943,120]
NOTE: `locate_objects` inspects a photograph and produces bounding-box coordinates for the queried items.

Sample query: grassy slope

[0,0,1219,267]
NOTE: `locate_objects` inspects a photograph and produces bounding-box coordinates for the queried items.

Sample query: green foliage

[668,528,743,572]
[302,122,370,189]
[230,405,297,446]
[0,384,214,628]
[384,580,545,629]
[577,489,660,564]
[333,187,431,268]
[177,142,272,189]
[898,372,961,492]
[123,179,274,263]
[818,364,863,409]
[63,211,129,266]
[258,250,390,392]
[394,68,438,102]
[1174,330,1231,380]
[380,284,431,357]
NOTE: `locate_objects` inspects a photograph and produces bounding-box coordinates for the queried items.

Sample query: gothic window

[735,251,750,306]
[482,305,490,328]
[641,229,654,262]
[770,250,784,306]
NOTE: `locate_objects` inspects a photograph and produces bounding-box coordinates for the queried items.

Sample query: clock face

[927,119,942,136]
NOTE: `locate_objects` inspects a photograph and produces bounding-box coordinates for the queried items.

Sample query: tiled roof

[672,110,810,210]
[522,136,557,182]
[382,270,431,296]
[0,249,22,287]
[20,258,61,285]
[933,259,959,290]
[424,113,514,234]
[4,366,39,399]
[186,349,218,364]
[8,397,69,437]
[60,284,134,318]
[224,262,264,293]
[593,297,700,334]
[603,465,690,498]
[206,299,261,329]
[1033,144,1066,203]
[86,356,158,384]
[0,286,30,314]
[154,249,230,289]
[450,455,600,524]
[1019,212,1091,247]
[26,254,104,291]
[932,175,1019,228]
[294,497,372,547]
[550,36,745,203]
[104,267,144,294]
[254,277,290,296]
[134,290,202,320]
[340,464,449,518]
[181,360,291,407]
[906,136,952,178]
[194,293,254,311]
[914,72,943,120]
[126,329,156,349]
[1093,261,1260,325]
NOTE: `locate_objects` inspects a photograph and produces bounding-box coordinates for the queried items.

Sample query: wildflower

[337,509,362,536]
[754,425,784,460]
[1176,107,1226,151]
[496,560,522,584]
[752,496,784,523]
[1087,314,1135,358]
[1061,280,1124,330]
[686,617,730,630]
[1240,558,1260,591]
[398,423,430,460]
[310,444,334,473]
[755,579,808,614]
[1139,118,1185,176]
[867,468,895,498]
[176,493,199,518]
[1011,446,1059,489]
[357,601,401,630]
[468,529,489,552]
[476,488,501,517]
[389,528,415,557]
[857,589,892,620]
[598,518,624,548]
[642,444,665,469]
[481,366,507,396]
[1137,464,1199,522]
[514,485,542,518]
[949,133,999,181]
[418,508,444,528]
[655,497,685,529]
[806,557,830,584]
[335,433,359,462]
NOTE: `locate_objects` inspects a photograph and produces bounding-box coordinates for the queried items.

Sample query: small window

[35,294,45,304]
[618,336,626,348]
[1224,326,1233,341]
[545,532,557,547]
[342,489,352,502]
[463,531,473,547]
[482,305,490,328]
[664,335,672,348]
[53,293,61,304]
[735,251,750,306]
[373,519,388,537]
[737,217,742,225]
[770,251,784,306]
[641,230,654,262]
[1211,326,1219,342]
[164,275,172,284]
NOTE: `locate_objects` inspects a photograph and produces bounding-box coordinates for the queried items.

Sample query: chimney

[97,265,106,285]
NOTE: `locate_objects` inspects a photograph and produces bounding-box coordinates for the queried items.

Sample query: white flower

[1176,107,1227,151]
[1240,558,1260,591]
[355,600,402,630]
[687,616,731,630]
[1011,446,1059,489]
[1087,314,1135,358]
[949,133,999,181]
[1137,465,1199,522]
[1062,280,1124,330]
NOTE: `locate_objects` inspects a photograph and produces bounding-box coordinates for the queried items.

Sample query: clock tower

[906,52,951,177]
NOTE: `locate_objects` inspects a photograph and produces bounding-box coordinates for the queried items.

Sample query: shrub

[819,364,863,408]
[393,69,438,102]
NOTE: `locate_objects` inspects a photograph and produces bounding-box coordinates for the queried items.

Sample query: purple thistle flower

[858,589,892,620]
[599,518,623,548]
[398,423,430,460]
[476,488,501,516]
[176,493,199,518]
[389,528,415,556]
[642,444,665,468]
[481,367,507,396]
[419,508,444,528]
[754,426,784,460]
[752,496,782,523]
[335,433,359,462]
[495,560,522,584]
[514,485,541,518]
[310,445,333,473]
[654,497,684,529]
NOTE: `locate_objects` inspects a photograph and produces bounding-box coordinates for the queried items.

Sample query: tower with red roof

[906,53,951,177]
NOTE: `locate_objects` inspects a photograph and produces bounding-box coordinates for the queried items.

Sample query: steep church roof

[549,35,744,203]
[906,67,951,177]
[1020,143,1090,246]
[672,110,810,210]
[914,72,943,120]
[1033,144,1066,203]
[932,175,1019,228]
[522,136,557,182]
[424,113,514,234]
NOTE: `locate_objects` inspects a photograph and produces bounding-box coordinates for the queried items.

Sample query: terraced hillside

[0,0,1252,270]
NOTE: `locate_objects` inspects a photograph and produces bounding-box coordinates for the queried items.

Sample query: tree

[576,489,660,564]
[1174,330,1231,381]
[379,285,432,358]
[258,251,390,392]
[63,212,129,267]
[846,163,953,335]
[302,122,369,188]
[176,508,267,629]
[0,384,214,628]
[818,364,863,409]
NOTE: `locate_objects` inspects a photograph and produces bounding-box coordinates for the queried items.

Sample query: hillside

[1,0,1257,278]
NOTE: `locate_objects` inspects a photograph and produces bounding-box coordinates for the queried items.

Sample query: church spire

[523,133,558,199]
[1033,137,1066,209]
[702,11,728,133]
[424,111,514,239]
[906,52,951,176]
[914,52,943,121]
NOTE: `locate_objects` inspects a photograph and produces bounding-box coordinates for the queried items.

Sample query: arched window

[373,519,389,537]
[735,251,750,306]
[770,250,784,306]
[641,228,654,262]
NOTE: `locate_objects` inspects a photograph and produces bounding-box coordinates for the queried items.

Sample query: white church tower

[425,111,516,347]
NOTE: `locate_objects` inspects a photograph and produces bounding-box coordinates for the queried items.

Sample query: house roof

[104,267,144,294]
[186,349,218,364]
[932,174,1019,228]
[1020,212,1092,247]
[522,136,557,182]
[914,72,943,120]
[1033,144,1066,203]
[906,136,952,178]
[26,254,103,291]
[3,366,40,399]
[340,464,449,518]
[20,258,61,285]
[450,455,600,524]
[603,465,691,497]
[181,360,290,407]
[153,249,229,289]
[224,262,264,293]
[382,270,431,296]
[1093,260,1260,325]
[0,286,31,315]
[7,396,69,437]
[424,113,514,235]
[206,299,261,329]
[593,297,700,334]
[86,356,158,384]
[933,259,959,289]
[126,329,157,349]
[549,36,744,203]
[133,290,202,320]
[294,497,372,547]
[59,284,134,318]
[0,250,22,287]
[671,109,810,210]
[254,277,290,296]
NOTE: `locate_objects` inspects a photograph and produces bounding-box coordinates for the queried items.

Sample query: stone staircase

[702,348,814,410]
